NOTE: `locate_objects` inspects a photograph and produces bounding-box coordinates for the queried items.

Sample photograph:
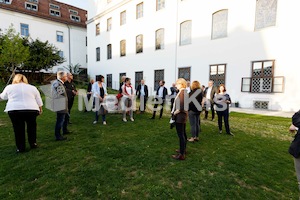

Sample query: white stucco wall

[87,0,300,112]
[0,9,87,72]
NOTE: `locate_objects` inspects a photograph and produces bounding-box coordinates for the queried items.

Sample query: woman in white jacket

[92,75,108,125]
[0,74,43,153]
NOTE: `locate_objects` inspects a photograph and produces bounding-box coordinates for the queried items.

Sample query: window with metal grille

[154,70,164,90]
[178,67,191,81]
[254,101,269,110]
[107,74,112,88]
[209,64,226,86]
[135,71,143,89]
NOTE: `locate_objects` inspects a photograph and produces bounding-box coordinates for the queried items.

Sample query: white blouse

[0,83,43,112]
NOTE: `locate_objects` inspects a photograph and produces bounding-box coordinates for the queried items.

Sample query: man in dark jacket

[203,80,218,120]
[150,80,168,119]
[136,79,148,112]
[64,73,77,124]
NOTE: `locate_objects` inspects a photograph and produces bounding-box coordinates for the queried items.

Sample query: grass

[0,91,298,199]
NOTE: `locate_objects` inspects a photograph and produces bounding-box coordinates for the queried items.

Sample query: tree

[63,63,83,75]
[23,38,65,72]
[0,26,30,73]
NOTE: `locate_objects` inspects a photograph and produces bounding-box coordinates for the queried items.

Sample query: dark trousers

[8,110,38,151]
[188,111,200,138]
[55,113,68,139]
[216,109,230,133]
[205,102,215,120]
[152,99,165,118]
[176,123,187,155]
[67,97,74,122]
[170,98,175,112]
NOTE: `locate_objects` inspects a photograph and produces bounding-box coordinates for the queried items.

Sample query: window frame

[136,2,143,19]
[211,9,228,40]
[25,2,38,11]
[155,28,164,50]
[120,40,126,57]
[96,47,100,62]
[20,23,29,37]
[156,0,165,11]
[56,31,63,42]
[107,18,112,31]
[209,64,227,86]
[96,23,100,36]
[107,44,112,60]
[180,20,192,46]
[120,11,126,26]
[136,34,143,54]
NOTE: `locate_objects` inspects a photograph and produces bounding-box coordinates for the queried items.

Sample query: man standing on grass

[136,79,148,113]
[64,73,77,125]
[150,80,168,119]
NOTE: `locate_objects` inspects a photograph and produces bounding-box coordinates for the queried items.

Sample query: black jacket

[136,84,148,98]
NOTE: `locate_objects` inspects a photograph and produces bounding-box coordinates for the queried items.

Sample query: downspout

[174,0,179,81]
[67,24,71,66]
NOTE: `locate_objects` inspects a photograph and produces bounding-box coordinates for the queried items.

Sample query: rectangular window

[178,67,191,81]
[69,9,78,15]
[156,0,165,11]
[56,31,63,42]
[107,44,112,59]
[96,47,100,61]
[50,9,60,17]
[0,0,12,4]
[28,0,38,3]
[136,34,143,54]
[136,2,143,19]
[25,2,38,11]
[209,64,226,86]
[120,40,126,57]
[120,11,126,26]
[154,70,164,90]
[20,23,29,37]
[107,18,112,31]
[155,28,164,50]
[107,74,112,88]
[49,3,60,10]
[70,15,81,22]
[96,23,100,35]
[58,51,64,58]
[135,71,143,89]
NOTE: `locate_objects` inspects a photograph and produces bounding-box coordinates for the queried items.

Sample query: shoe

[170,123,175,129]
[149,117,155,119]
[175,149,187,154]
[30,143,38,149]
[172,154,185,160]
[227,132,234,136]
[93,121,97,124]
[219,130,222,134]
[56,136,67,141]
[64,130,72,135]
[188,138,195,142]
[16,149,25,153]
[130,118,134,122]
[103,121,107,125]
[123,118,127,122]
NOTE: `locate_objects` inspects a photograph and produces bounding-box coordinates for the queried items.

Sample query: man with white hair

[51,71,68,141]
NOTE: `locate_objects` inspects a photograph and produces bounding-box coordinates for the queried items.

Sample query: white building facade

[0,0,87,72]
[87,0,300,112]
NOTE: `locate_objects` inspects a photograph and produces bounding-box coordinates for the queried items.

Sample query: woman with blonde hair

[171,78,188,160]
[188,80,203,142]
[0,74,43,152]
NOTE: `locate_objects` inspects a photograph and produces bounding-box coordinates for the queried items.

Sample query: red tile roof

[0,0,87,28]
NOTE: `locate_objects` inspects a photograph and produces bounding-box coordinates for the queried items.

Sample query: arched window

[211,9,228,40]
[180,20,192,45]
[136,34,143,53]
[255,0,277,30]
[155,28,164,50]
[120,40,126,57]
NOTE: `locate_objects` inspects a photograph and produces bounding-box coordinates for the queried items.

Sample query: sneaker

[227,132,234,136]
[123,118,127,122]
[219,130,222,134]
[103,121,107,125]
[93,121,97,124]
[130,118,134,122]
[187,137,195,142]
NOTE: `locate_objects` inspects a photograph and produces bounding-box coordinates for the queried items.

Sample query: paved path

[230,107,295,118]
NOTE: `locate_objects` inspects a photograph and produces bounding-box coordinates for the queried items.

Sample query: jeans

[176,123,187,155]
[95,111,106,122]
[216,109,230,133]
[55,113,68,139]
[8,110,38,151]
[188,111,200,138]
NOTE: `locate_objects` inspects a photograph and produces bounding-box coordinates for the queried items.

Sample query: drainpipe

[174,0,179,81]
[67,24,71,67]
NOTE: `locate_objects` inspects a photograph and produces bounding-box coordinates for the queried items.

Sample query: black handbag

[289,111,300,158]
[289,130,300,158]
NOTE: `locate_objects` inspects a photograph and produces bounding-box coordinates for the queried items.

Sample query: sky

[56,0,88,10]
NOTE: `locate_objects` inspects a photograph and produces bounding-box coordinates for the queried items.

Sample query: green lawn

[0,95,298,199]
